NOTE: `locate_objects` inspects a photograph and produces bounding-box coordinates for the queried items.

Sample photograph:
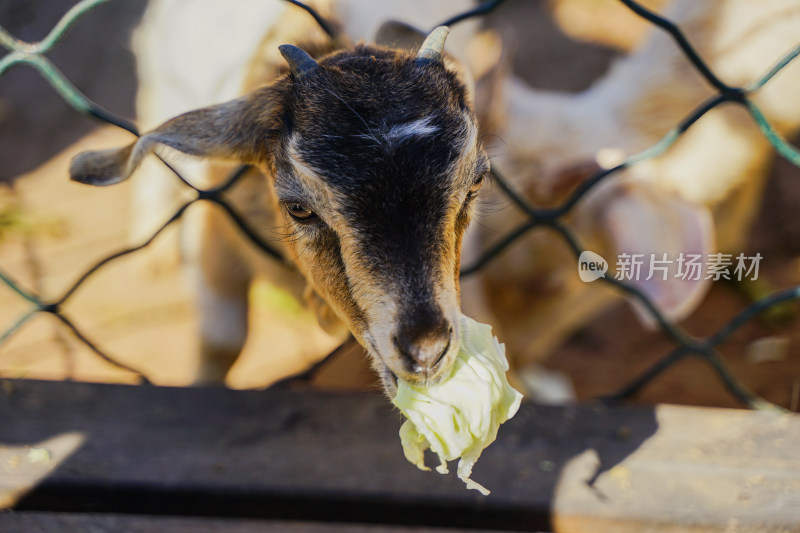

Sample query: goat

[69,1,488,396]
[466,0,800,389]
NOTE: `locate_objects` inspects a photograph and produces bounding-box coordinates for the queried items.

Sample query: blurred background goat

[464,0,800,398]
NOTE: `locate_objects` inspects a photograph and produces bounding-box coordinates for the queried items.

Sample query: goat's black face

[274,45,488,393]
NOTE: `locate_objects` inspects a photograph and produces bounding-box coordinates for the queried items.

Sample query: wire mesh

[0,0,799,408]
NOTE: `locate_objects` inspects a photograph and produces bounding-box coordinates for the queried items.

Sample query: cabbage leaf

[392,315,523,495]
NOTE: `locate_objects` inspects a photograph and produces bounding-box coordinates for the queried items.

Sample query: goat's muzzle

[392,317,453,378]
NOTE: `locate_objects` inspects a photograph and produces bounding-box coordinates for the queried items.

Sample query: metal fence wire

[1,0,799,408]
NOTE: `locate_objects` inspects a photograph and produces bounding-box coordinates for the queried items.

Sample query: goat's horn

[279,44,320,78]
[415,26,450,62]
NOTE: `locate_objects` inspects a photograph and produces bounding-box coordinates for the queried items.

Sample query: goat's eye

[286,202,316,222]
[468,174,485,197]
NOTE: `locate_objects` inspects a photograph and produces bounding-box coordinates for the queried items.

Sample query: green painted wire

[0,0,112,54]
[741,43,800,166]
[0,310,36,347]
[745,101,800,167]
[0,268,39,305]
[1,53,93,113]
[747,43,800,92]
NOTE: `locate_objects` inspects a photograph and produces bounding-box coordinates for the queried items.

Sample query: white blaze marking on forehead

[384,116,439,144]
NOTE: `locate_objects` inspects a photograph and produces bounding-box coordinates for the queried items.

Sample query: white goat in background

[464,0,800,395]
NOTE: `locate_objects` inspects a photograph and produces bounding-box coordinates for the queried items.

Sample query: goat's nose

[393,318,452,372]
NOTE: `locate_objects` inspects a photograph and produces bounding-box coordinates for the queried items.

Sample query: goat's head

[70,27,489,395]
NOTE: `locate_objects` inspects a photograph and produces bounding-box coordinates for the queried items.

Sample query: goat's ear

[374,20,426,50]
[598,179,714,326]
[70,88,276,186]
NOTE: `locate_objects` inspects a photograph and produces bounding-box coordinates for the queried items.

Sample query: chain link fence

[1,0,799,408]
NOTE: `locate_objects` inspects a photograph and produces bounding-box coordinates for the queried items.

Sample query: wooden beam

[0,379,798,532]
[0,512,512,533]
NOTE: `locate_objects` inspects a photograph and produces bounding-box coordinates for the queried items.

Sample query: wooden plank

[551,406,800,533]
[0,379,799,532]
[0,511,511,533]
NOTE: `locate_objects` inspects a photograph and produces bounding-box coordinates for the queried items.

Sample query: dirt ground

[1,0,799,409]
